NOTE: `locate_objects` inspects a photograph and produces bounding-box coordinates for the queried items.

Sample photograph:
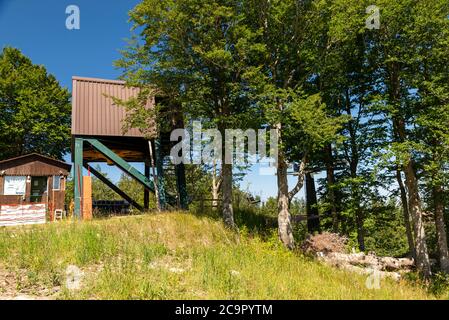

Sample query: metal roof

[71,76,155,138]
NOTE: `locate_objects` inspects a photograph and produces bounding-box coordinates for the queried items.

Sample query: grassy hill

[0,212,435,299]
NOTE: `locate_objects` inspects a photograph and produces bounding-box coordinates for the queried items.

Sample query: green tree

[116,0,264,228]
[365,0,438,278]
[0,47,71,160]
[409,0,449,273]
[245,0,346,248]
[315,0,391,252]
[90,166,118,201]
[118,173,158,210]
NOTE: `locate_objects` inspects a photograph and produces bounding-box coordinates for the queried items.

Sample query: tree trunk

[396,168,416,260]
[403,159,432,278]
[324,144,339,232]
[350,160,365,252]
[394,113,431,278]
[433,184,449,273]
[277,152,295,249]
[305,172,320,233]
[211,159,221,211]
[345,88,364,251]
[212,179,220,211]
[355,206,365,252]
[221,162,235,228]
[218,120,235,228]
[389,60,431,277]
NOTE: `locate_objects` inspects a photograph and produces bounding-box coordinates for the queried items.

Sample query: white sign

[3,176,26,195]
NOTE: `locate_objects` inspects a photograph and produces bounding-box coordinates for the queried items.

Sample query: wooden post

[82,176,93,220]
[51,176,55,221]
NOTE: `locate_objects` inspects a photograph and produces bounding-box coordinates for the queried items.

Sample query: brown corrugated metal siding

[71,76,155,137]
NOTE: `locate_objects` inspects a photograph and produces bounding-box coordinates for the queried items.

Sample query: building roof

[0,153,72,174]
[71,76,156,138]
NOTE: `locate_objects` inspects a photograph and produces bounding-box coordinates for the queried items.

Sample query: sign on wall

[3,176,26,195]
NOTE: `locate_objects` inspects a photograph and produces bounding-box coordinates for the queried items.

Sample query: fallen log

[301,233,416,281]
[339,264,402,282]
[316,251,414,281]
[321,252,414,271]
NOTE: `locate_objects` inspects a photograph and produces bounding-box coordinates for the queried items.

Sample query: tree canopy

[116,0,449,277]
[0,47,71,160]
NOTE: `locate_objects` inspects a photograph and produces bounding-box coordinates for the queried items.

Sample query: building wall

[0,154,71,223]
[47,175,67,212]
[0,174,68,216]
[71,76,156,137]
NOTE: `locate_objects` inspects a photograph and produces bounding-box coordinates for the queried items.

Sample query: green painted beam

[84,138,177,207]
[74,138,83,218]
[84,162,144,211]
[154,138,167,210]
[144,163,150,210]
[85,138,154,190]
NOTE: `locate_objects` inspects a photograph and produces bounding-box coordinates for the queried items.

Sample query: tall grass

[0,212,436,299]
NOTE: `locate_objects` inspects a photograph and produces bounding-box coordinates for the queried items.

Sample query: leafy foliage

[0,47,71,160]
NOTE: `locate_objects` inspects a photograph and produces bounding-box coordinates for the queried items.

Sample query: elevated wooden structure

[71,76,188,217]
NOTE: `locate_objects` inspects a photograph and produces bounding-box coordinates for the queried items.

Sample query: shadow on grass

[192,207,277,239]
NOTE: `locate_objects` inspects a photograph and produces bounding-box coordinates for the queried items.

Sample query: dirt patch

[0,265,59,300]
[148,255,192,274]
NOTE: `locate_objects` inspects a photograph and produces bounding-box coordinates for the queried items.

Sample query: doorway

[30,177,47,203]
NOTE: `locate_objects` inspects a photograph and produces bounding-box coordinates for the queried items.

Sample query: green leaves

[288,93,347,150]
[118,0,266,132]
[0,47,71,160]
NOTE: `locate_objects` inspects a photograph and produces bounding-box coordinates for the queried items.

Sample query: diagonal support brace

[84,162,143,211]
[84,138,176,207]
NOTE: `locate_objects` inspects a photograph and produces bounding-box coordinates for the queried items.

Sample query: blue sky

[0,0,310,201]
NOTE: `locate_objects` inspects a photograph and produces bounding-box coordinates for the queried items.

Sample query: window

[3,176,26,195]
[53,176,61,190]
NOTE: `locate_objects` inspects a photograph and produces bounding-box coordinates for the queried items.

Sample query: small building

[0,153,71,226]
